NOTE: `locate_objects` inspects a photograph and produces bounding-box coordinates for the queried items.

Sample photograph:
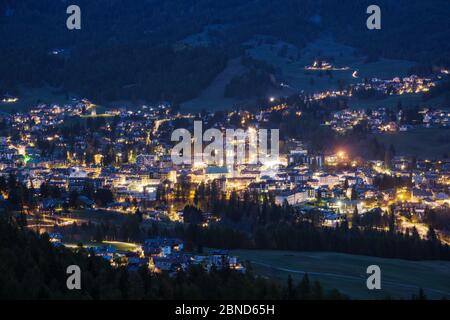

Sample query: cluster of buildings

[0,94,18,104]
[49,234,245,274]
[307,89,352,102]
[302,74,442,105]
[304,60,350,71]
[0,95,448,244]
[274,149,450,229]
[0,101,178,213]
[423,109,450,128]
[327,107,450,133]
[352,75,436,95]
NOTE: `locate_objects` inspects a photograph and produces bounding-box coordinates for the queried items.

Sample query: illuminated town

[1,0,449,303]
[1,73,449,275]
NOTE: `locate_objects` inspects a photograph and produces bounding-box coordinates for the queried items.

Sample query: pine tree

[312,281,324,299]
[412,288,427,300]
[286,275,295,300]
[297,274,311,299]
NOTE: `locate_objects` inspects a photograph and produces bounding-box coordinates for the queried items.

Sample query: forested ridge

[1,0,449,104]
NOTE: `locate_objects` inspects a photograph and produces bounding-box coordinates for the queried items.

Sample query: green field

[231,250,450,300]
[181,58,247,112]
[181,36,418,112]
[0,87,74,113]
[0,87,111,114]
[246,36,415,95]
[374,127,450,159]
